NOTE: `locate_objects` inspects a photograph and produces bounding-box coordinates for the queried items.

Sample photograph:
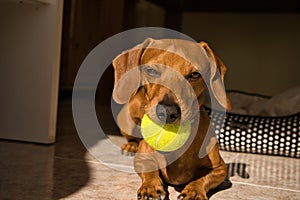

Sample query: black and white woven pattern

[206,108,300,158]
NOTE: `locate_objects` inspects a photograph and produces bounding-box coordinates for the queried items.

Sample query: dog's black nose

[156,104,181,123]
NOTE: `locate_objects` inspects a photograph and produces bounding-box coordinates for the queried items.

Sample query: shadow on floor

[52,93,90,199]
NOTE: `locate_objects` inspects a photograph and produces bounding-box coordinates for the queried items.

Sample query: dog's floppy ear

[199,41,231,110]
[112,48,144,104]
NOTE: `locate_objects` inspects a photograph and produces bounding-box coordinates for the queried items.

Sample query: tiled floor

[0,96,299,200]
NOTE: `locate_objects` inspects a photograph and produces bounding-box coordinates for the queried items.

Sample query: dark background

[60,0,300,105]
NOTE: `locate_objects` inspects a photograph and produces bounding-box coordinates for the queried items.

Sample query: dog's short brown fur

[113,39,231,200]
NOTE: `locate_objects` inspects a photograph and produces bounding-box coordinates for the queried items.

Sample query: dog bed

[206,87,300,158]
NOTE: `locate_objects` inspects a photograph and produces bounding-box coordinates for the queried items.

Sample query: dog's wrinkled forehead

[130,38,211,75]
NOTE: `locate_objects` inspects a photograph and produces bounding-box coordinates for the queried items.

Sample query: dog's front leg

[134,140,169,200]
[177,158,226,200]
[177,144,227,200]
[137,171,168,200]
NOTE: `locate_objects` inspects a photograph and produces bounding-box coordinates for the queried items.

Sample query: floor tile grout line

[55,156,300,194]
[54,156,100,164]
[231,181,300,193]
[54,156,134,170]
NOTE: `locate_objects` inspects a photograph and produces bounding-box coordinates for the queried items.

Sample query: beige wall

[182,13,300,96]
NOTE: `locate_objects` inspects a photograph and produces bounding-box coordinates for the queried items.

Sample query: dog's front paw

[137,181,168,200]
[121,141,138,155]
[177,184,208,200]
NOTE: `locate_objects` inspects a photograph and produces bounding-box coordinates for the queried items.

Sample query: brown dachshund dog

[112,38,231,200]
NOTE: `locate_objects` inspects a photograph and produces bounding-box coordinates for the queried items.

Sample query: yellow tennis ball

[141,114,191,152]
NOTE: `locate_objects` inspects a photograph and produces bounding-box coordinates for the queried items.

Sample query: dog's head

[112,38,230,125]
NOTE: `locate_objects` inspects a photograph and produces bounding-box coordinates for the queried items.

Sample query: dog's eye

[187,72,202,80]
[145,67,160,77]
